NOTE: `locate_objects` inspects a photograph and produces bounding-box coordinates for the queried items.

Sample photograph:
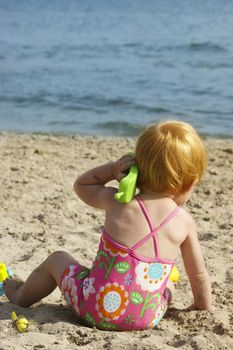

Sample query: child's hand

[112,154,136,182]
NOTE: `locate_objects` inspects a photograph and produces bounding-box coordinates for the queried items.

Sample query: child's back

[104,195,189,261]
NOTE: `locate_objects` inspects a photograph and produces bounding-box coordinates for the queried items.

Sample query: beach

[0,132,232,350]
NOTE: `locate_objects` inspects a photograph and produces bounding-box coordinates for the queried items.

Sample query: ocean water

[0,0,233,137]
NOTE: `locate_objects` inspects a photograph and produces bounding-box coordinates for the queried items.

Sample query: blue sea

[0,0,233,137]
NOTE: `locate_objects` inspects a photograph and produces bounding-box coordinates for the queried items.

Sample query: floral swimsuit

[60,196,179,331]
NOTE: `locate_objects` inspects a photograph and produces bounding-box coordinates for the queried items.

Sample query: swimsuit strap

[135,195,154,231]
[132,196,180,257]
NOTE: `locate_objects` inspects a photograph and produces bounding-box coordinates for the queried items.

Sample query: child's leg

[3,251,78,307]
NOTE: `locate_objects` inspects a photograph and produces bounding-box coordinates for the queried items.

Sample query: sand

[0,132,232,350]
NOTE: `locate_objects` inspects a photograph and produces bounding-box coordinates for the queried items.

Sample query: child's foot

[3,276,24,304]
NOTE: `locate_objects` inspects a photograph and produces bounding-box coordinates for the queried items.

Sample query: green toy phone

[114,158,138,204]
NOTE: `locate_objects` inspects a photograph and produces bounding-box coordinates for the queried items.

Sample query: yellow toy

[0,263,8,281]
[169,266,179,283]
[0,262,13,296]
[11,311,29,333]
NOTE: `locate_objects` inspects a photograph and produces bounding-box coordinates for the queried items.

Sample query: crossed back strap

[131,196,180,257]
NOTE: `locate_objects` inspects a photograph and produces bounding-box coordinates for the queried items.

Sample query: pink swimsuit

[60,196,180,331]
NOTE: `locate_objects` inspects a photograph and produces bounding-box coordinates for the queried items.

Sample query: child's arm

[74,155,136,209]
[181,215,213,311]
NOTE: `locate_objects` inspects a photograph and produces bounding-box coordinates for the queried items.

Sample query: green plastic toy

[114,164,138,204]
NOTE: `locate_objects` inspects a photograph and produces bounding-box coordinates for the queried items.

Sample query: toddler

[4,120,212,331]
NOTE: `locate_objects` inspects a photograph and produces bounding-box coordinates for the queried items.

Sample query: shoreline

[0,129,233,140]
[0,133,232,349]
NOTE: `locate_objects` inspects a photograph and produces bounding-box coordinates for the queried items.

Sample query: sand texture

[0,133,232,350]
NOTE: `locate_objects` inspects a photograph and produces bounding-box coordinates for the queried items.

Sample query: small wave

[0,94,57,108]
[193,109,233,116]
[123,42,142,49]
[0,92,171,118]
[161,42,228,54]
[47,120,81,127]
[53,94,131,109]
[188,61,233,69]
[58,93,171,115]
[145,106,170,114]
[58,94,139,112]
[188,42,227,53]
[63,105,107,114]
[94,121,144,136]
[67,95,170,114]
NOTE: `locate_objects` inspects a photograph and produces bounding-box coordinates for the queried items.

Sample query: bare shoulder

[178,207,195,225]
[174,207,196,241]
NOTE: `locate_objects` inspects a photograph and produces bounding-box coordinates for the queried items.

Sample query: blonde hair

[135,120,207,194]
